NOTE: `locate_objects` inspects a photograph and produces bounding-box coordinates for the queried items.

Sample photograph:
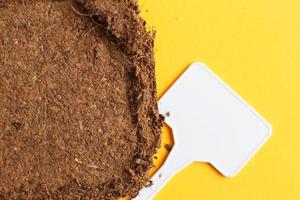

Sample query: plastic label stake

[134,62,272,200]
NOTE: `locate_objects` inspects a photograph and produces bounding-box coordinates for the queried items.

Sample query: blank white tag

[134,62,272,200]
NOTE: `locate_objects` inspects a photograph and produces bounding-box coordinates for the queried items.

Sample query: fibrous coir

[0,0,162,199]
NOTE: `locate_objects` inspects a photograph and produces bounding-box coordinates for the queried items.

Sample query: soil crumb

[0,0,163,199]
[165,144,173,152]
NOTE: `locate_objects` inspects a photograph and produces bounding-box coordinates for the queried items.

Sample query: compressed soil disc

[0,0,162,199]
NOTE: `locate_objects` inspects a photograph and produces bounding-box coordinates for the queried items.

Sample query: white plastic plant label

[135,62,272,200]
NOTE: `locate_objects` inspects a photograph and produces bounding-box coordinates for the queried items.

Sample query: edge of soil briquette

[75,1,164,197]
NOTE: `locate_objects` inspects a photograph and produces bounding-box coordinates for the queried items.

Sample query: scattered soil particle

[165,144,173,152]
[145,181,153,188]
[0,0,163,199]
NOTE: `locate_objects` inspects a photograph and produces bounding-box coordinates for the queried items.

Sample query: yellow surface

[138,0,300,199]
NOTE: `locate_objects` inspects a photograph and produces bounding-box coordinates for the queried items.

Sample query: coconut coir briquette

[0,0,163,199]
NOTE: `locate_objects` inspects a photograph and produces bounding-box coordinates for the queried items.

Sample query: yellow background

[138,0,300,199]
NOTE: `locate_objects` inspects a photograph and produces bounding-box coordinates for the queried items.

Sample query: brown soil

[0,0,163,199]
